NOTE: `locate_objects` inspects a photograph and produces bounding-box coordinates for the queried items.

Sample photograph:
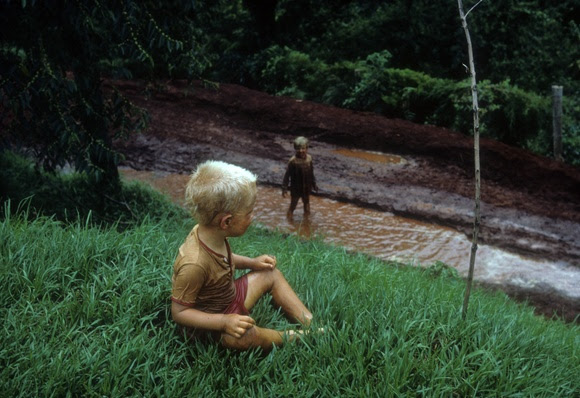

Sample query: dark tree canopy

[0,0,209,183]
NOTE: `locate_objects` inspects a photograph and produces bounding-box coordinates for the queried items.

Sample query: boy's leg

[244,268,313,327]
[302,194,310,215]
[288,195,299,215]
[220,325,280,351]
[221,324,304,351]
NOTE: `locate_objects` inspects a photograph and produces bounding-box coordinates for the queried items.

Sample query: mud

[112,80,580,322]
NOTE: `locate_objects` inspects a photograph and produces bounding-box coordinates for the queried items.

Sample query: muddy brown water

[332,148,406,165]
[120,166,580,321]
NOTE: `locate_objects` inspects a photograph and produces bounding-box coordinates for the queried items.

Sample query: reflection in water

[120,167,580,300]
[332,148,405,164]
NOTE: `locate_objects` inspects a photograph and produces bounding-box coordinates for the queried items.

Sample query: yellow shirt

[171,225,236,313]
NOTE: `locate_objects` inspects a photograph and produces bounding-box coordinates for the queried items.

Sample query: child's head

[185,160,257,226]
[293,136,309,149]
[293,136,309,158]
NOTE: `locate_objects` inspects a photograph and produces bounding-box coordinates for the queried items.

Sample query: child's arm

[233,253,276,271]
[282,160,292,197]
[310,157,318,192]
[171,300,255,338]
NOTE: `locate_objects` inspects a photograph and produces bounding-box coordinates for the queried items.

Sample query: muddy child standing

[282,136,318,218]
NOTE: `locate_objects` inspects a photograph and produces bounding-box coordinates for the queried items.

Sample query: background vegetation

[1,0,579,185]
[1,156,578,397]
[199,0,579,164]
[0,0,210,183]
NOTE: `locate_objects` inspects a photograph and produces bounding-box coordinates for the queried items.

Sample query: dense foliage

[199,0,580,164]
[0,0,209,183]
[202,0,578,93]
[2,0,578,186]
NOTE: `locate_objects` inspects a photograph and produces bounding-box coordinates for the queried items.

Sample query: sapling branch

[465,0,484,18]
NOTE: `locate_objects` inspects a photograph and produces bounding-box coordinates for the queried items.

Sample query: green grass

[1,152,578,396]
[1,201,578,397]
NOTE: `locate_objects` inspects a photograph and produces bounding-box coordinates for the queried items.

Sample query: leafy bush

[476,80,550,146]
[342,50,395,114]
[0,150,186,227]
[562,94,580,165]
[256,45,326,99]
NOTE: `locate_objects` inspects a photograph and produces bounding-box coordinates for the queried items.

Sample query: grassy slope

[1,153,578,396]
[1,200,578,397]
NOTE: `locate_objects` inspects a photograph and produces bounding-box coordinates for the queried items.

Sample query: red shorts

[224,274,250,315]
[179,274,250,342]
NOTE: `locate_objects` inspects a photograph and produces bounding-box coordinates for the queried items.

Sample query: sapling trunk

[457,0,482,320]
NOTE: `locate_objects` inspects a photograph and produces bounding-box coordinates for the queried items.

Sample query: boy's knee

[220,332,251,351]
[269,267,287,284]
[257,267,283,282]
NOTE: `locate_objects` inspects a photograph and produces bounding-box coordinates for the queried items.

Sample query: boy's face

[226,205,255,237]
[295,145,307,159]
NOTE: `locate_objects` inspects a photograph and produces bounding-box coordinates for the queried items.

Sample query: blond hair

[293,136,309,149]
[185,160,257,225]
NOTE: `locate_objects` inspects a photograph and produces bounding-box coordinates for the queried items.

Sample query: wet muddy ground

[113,80,580,322]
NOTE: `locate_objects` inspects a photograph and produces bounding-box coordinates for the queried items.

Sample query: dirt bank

[112,80,580,321]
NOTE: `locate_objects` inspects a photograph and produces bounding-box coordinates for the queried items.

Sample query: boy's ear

[219,214,233,230]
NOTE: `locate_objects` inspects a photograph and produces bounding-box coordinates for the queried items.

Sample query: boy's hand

[223,314,255,338]
[282,189,287,197]
[254,254,277,270]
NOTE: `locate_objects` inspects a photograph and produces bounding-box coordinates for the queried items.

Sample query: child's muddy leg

[303,194,310,215]
[288,195,299,216]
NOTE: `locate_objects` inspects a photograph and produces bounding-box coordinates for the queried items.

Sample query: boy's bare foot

[284,327,325,342]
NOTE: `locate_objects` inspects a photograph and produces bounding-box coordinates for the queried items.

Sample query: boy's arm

[282,160,292,196]
[233,253,276,271]
[310,157,318,191]
[171,300,255,338]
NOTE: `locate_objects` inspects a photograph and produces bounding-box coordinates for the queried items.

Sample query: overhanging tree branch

[0,1,208,185]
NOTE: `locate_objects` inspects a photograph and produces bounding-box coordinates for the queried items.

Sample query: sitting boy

[171,160,314,351]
